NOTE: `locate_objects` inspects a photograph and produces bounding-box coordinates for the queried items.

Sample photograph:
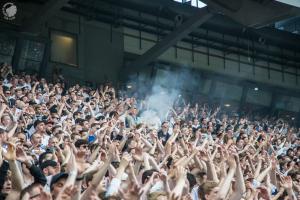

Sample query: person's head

[187,173,197,190]
[241,134,249,144]
[35,105,42,114]
[198,181,219,200]
[34,120,45,133]
[20,95,28,103]
[45,121,54,132]
[30,133,42,146]
[1,114,12,127]
[74,139,89,156]
[0,128,7,143]
[195,171,207,185]
[50,173,68,199]
[80,119,89,130]
[27,92,34,100]
[40,78,46,84]
[130,107,138,116]
[51,125,61,135]
[15,88,22,98]
[193,118,199,125]
[48,137,59,148]
[148,192,168,200]
[90,123,100,133]
[1,172,12,195]
[161,122,169,132]
[73,111,81,119]
[3,90,11,97]
[297,146,300,157]
[17,132,26,144]
[20,183,44,200]
[142,169,158,184]
[207,126,213,133]
[79,129,88,138]
[236,138,245,148]
[202,118,208,125]
[48,95,56,103]
[287,148,294,158]
[25,75,31,82]
[41,160,60,176]
[54,130,64,141]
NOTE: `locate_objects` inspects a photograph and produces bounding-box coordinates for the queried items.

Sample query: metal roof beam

[201,0,300,27]
[127,8,213,68]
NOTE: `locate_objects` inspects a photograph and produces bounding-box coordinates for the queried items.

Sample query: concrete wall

[42,11,124,85]
[123,27,300,91]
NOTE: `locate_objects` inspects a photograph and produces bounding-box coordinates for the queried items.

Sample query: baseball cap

[50,172,68,189]
[40,160,58,170]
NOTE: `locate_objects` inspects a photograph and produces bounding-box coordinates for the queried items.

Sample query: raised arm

[105,153,131,197]
[3,143,24,191]
[170,166,187,199]
[217,155,237,199]
[229,154,246,200]
[280,176,297,200]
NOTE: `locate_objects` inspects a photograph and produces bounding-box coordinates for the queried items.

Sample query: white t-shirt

[191,185,199,200]
[105,178,121,197]
[44,175,53,192]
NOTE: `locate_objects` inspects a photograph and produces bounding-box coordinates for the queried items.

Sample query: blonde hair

[148,192,167,200]
[198,181,218,200]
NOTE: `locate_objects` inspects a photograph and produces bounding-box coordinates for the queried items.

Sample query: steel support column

[239,86,248,114]
[39,41,50,78]
[11,38,24,71]
[128,8,213,68]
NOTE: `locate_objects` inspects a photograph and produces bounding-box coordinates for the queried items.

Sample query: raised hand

[16,147,30,163]
[257,186,271,200]
[280,176,293,190]
[57,185,78,200]
[3,142,16,161]
[132,146,143,162]
[119,183,140,200]
[108,142,118,155]
[120,153,132,168]
[159,170,168,182]
[39,186,53,200]
[176,166,187,180]
[89,191,101,200]
[227,154,237,169]
[170,167,187,199]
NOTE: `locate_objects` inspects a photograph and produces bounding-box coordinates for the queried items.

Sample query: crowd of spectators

[0,62,299,200]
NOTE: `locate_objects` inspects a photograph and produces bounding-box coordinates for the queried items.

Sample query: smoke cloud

[126,66,199,128]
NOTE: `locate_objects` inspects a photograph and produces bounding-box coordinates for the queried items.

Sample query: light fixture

[254,87,259,91]
[292,117,295,120]
[127,85,132,89]
[224,104,231,107]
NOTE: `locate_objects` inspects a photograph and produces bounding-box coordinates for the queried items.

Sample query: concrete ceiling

[200,0,300,28]
[275,0,300,8]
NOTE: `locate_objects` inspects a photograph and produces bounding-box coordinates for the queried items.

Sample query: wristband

[76,176,84,181]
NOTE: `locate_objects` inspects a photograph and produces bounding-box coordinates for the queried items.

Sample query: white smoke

[145,85,179,120]
[125,66,198,129]
[139,110,161,130]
